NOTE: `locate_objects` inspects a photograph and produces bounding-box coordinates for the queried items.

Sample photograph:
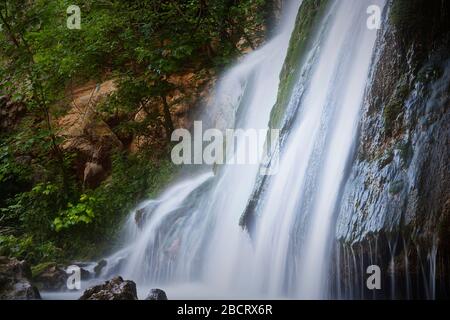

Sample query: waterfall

[102,0,386,299]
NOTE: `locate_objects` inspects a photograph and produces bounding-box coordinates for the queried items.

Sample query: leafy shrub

[53,194,97,232]
[0,235,62,264]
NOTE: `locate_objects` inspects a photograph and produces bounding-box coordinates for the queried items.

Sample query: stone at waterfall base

[93,259,107,277]
[79,276,138,300]
[0,256,41,300]
[32,263,68,291]
[145,288,168,300]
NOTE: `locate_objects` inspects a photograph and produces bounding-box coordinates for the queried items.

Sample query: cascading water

[101,0,386,299]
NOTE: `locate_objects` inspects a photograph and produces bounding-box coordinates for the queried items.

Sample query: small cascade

[332,234,445,300]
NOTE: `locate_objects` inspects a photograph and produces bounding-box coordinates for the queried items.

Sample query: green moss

[398,140,412,164]
[389,180,404,195]
[384,77,410,136]
[378,149,394,169]
[383,100,403,133]
[269,0,329,129]
[31,262,56,278]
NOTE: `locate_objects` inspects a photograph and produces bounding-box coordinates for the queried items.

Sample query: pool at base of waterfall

[40,281,291,300]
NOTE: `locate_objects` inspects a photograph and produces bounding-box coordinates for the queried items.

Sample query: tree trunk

[161,95,174,139]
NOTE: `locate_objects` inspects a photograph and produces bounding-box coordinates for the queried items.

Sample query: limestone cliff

[333,0,450,299]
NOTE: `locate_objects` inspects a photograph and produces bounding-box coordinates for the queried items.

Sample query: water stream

[86,0,386,299]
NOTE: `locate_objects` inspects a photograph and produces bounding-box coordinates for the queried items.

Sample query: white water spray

[101,0,385,299]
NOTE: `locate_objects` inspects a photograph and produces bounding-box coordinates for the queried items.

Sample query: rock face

[145,288,168,300]
[32,263,68,291]
[332,0,450,299]
[79,276,137,300]
[57,81,123,189]
[0,257,41,300]
[83,162,106,189]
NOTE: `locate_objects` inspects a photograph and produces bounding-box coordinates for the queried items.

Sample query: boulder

[70,262,93,280]
[0,256,41,300]
[83,162,106,189]
[134,208,146,229]
[145,288,168,300]
[32,263,67,291]
[93,259,107,277]
[79,267,92,281]
[133,201,159,229]
[79,276,138,300]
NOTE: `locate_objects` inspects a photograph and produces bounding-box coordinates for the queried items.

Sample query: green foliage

[0,150,177,263]
[44,151,176,259]
[88,152,177,232]
[0,235,33,260]
[53,194,96,232]
[0,235,62,264]
[2,182,64,239]
[31,261,57,278]
[0,142,31,207]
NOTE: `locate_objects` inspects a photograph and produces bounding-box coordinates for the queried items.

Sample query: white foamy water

[59,0,386,300]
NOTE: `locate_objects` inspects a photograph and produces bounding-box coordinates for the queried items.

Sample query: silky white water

[99,0,385,299]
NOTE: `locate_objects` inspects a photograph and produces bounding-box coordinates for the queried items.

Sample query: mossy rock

[269,0,329,129]
[383,76,410,136]
[397,139,413,166]
[383,100,403,134]
[378,149,394,169]
[389,180,404,195]
[31,262,57,278]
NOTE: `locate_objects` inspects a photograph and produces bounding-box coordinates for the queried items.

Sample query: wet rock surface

[145,288,168,300]
[32,263,68,291]
[93,259,107,277]
[79,276,138,300]
[0,256,41,300]
[333,0,450,299]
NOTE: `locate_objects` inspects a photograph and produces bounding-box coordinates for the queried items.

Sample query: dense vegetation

[0,0,270,265]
